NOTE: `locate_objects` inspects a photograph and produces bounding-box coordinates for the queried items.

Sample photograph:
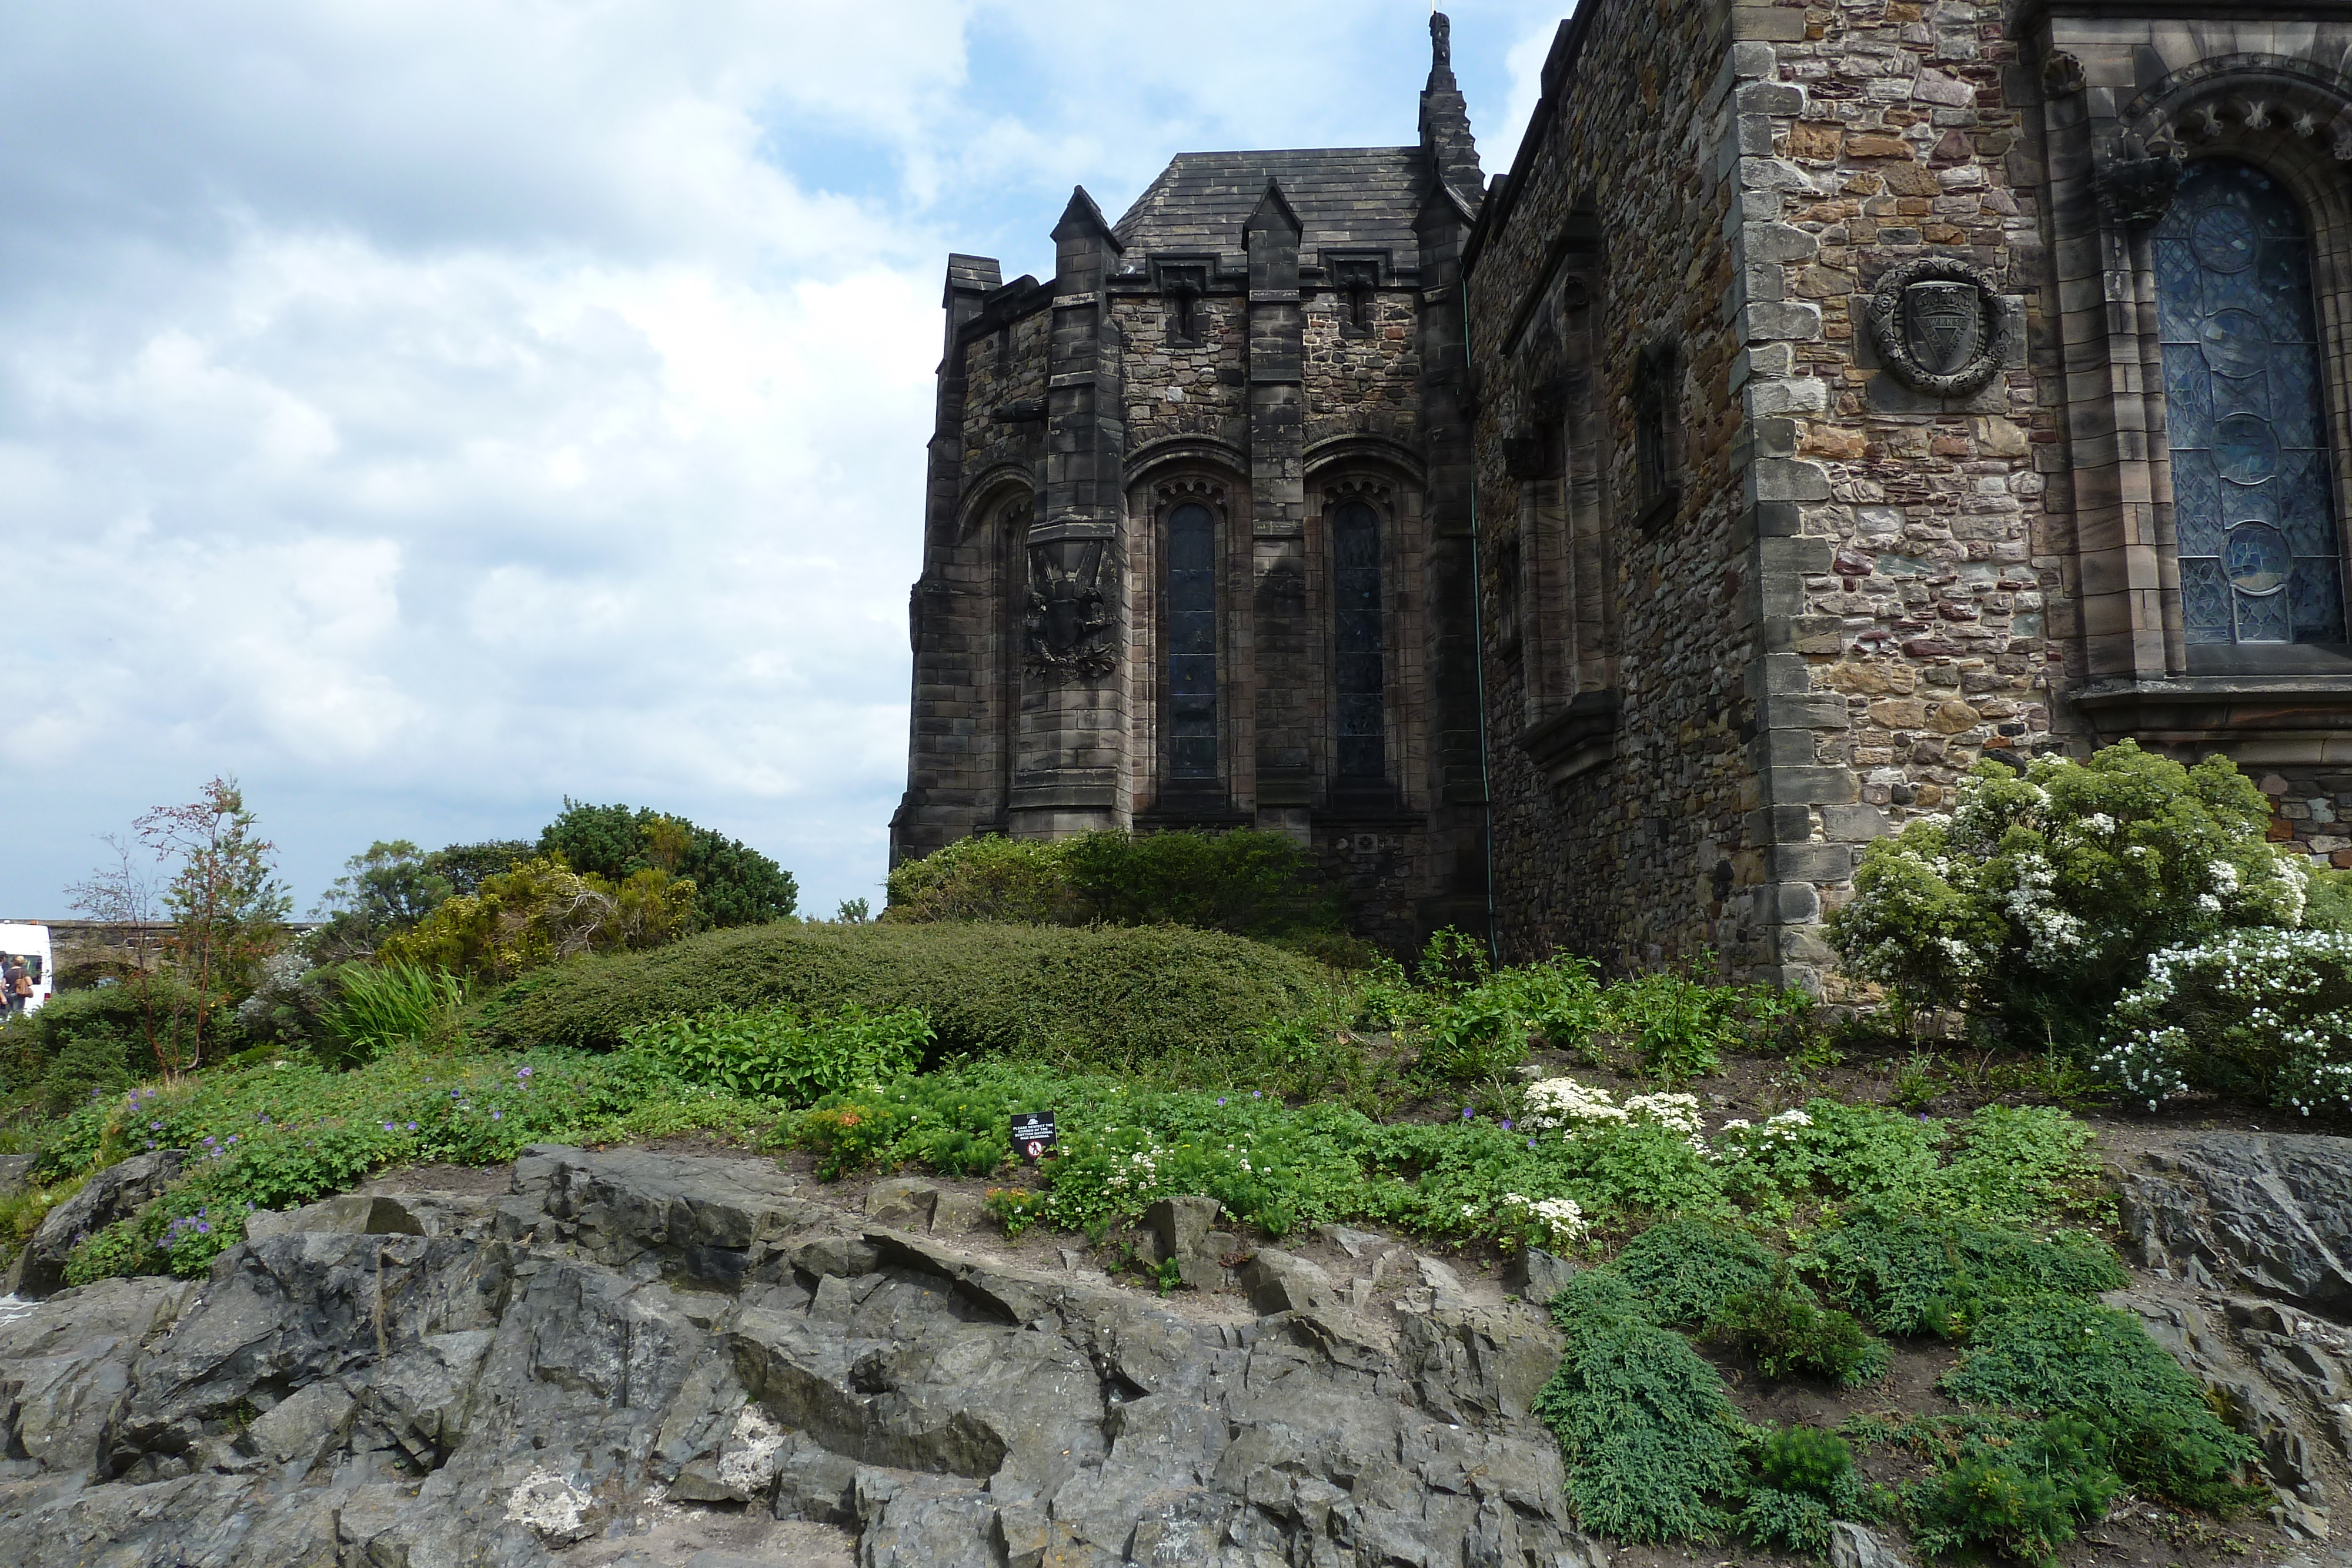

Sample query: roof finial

[1431,10,1452,74]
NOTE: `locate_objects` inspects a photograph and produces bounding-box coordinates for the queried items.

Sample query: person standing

[1,958,25,1016]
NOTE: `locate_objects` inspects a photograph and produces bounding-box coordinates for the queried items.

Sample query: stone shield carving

[1865,256,2012,399]
[1023,537,1115,681]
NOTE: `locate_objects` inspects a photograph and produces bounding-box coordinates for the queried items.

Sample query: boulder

[1236,1248,1338,1315]
[2114,1134,2352,1314]
[8,1150,183,1299]
[244,1192,425,1240]
[1141,1195,1220,1262]
[1831,1521,1914,1568]
[1505,1246,1578,1303]
[864,1179,938,1232]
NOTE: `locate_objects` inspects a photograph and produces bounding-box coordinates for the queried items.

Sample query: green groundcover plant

[1829,741,2307,1055]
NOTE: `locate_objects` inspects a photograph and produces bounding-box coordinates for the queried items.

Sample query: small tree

[539,801,796,928]
[138,778,292,1073]
[312,840,452,959]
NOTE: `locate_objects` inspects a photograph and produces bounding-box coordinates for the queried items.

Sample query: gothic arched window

[1332,499,1387,778]
[1167,502,1218,778]
[2156,159,2347,646]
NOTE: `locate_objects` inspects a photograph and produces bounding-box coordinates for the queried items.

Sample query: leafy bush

[1736,1486,1834,1556]
[1802,1215,2124,1338]
[1535,1271,1748,1542]
[1908,1416,2124,1568]
[477,921,1337,1083]
[1606,1218,1775,1328]
[1939,1293,2261,1511]
[379,857,696,982]
[0,978,235,1114]
[2096,927,2352,1116]
[1758,1424,1856,1498]
[1603,966,1749,1082]
[540,800,797,929]
[623,1004,929,1105]
[1829,742,2308,1054]
[884,828,1339,940]
[1713,1100,2106,1229]
[1708,1265,1889,1386]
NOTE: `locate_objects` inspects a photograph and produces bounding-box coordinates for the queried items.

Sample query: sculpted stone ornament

[1023,536,1115,681]
[2096,125,2183,225]
[1865,256,2012,399]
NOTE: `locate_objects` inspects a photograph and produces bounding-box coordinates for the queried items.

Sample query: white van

[0,924,54,1014]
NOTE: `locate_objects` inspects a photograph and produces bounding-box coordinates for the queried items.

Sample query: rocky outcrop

[0,1146,1601,1567]
[2116,1134,2352,1313]
[4,1149,183,1299]
[2110,1131,2352,1547]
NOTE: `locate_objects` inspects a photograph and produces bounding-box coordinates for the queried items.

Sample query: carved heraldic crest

[1865,256,2012,399]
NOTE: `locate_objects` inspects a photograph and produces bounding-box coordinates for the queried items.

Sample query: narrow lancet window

[2156,159,2347,645]
[1168,503,1218,778]
[1333,500,1386,778]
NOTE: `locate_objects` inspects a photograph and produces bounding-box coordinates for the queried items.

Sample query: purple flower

[226,1135,237,1144]
[450,1089,462,1098]
[1526,1139,1537,1150]
[150,1121,161,1130]
[1251,1091,1262,1099]
[517,1066,533,1079]
[492,1110,503,1119]
[406,1122,417,1131]
[1501,1118,1514,1131]
[146,1141,156,1150]
[202,1136,215,1145]
[196,1223,210,1235]
[1461,1106,1475,1121]
[383,1123,395,1132]
[1216,1098,1227,1106]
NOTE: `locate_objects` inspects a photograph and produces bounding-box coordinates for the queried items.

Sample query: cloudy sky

[0,0,1571,922]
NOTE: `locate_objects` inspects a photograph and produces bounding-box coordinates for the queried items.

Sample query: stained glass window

[1167,503,1218,778]
[1332,500,1387,778]
[2156,159,2346,646]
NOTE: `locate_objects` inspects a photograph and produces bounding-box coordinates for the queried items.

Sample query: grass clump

[476,922,1338,1086]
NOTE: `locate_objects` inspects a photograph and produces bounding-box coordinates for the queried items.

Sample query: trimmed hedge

[474,921,1335,1074]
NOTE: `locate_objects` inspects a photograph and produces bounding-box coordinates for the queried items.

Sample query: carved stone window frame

[2033,24,2352,763]
[1144,476,1237,805]
[1154,259,1214,349]
[1327,254,1387,337]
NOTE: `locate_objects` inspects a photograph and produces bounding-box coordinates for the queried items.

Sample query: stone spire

[1419,11,1484,208]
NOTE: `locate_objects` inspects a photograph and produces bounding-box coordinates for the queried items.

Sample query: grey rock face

[9,1149,185,1299]
[2115,1134,2352,1313]
[1830,1520,1913,1568]
[0,1149,1598,1567]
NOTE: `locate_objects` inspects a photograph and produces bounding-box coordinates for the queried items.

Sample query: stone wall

[1469,0,1762,972]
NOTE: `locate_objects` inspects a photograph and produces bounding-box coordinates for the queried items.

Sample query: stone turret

[1420,12,1484,208]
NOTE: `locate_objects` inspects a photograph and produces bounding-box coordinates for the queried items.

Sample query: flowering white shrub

[2097,928,2352,1116]
[1500,1191,1589,1249]
[1828,741,2304,1052]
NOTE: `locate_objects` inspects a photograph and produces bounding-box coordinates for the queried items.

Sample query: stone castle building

[897,1,2352,987]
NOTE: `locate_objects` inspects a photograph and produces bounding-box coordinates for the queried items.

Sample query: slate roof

[1112,147,1431,265]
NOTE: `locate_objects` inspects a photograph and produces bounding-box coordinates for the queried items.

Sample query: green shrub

[1758,1424,1855,1498]
[1828,742,2308,1054]
[0,978,233,1113]
[2097,928,2352,1116]
[381,857,697,982]
[1608,1218,1775,1327]
[477,922,1336,1082]
[623,1004,929,1105]
[1603,966,1747,1082]
[1939,1294,2261,1510]
[1708,1266,1889,1386]
[1713,1100,2106,1229]
[884,828,1340,941]
[1534,1271,1748,1542]
[1908,1416,2124,1568]
[1801,1215,2124,1338]
[1736,1487,1834,1556]
[540,800,797,929]
[2307,867,2352,931]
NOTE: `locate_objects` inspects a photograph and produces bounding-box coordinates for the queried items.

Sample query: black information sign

[1011,1111,1057,1162]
